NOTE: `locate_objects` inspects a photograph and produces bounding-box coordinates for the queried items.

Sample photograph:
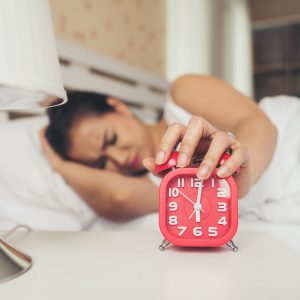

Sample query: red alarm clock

[156,150,238,251]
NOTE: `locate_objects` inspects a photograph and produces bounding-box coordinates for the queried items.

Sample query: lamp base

[0,225,33,284]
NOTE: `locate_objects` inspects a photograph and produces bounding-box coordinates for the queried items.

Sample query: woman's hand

[143,116,251,198]
[39,127,65,172]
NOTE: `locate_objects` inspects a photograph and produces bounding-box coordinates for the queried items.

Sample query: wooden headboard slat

[56,38,168,92]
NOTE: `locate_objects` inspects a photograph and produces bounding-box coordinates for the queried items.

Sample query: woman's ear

[106,97,132,117]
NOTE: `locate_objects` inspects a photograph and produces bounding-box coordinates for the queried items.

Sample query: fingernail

[142,158,150,168]
[217,166,228,177]
[198,165,209,179]
[177,152,188,167]
[155,151,165,163]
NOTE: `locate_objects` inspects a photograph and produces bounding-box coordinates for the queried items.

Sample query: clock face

[159,168,238,247]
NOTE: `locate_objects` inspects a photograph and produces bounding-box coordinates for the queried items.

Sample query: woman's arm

[40,129,158,221]
[144,75,277,198]
[170,75,277,188]
[56,161,158,221]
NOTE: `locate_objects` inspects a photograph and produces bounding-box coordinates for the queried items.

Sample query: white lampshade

[0,0,67,109]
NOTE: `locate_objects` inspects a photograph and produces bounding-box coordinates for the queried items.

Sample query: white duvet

[0,95,299,231]
[239,96,300,224]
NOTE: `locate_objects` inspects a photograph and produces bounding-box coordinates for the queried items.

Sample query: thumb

[143,157,164,178]
[143,157,156,173]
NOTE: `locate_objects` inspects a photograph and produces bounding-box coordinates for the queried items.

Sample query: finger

[39,127,49,146]
[39,128,45,142]
[217,144,249,178]
[39,131,47,150]
[197,131,235,179]
[39,126,47,136]
[143,157,156,173]
[143,157,164,178]
[40,132,51,152]
[155,123,186,165]
[39,128,58,158]
[177,116,217,167]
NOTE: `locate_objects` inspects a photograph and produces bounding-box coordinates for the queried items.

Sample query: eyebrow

[100,130,108,151]
[91,130,107,166]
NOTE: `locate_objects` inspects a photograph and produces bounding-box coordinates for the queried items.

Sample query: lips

[130,153,140,168]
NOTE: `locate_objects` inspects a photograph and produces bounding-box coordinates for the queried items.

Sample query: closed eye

[110,133,117,146]
[93,156,107,169]
[95,134,117,169]
[102,133,117,151]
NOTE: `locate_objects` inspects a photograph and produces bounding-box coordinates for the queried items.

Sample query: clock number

[208,227,218,237]
[177,177,185,188]
[218,216,227,226]
[168,201,178,211]
[168,188,179,198]
[168,216,178,225]
[178,226,187,236]
[191,177,203,188]
[217,202,227,212]
[193,227,203,237]
[217,187,227,198]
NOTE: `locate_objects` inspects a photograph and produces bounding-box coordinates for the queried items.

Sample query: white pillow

[0,116,97,230]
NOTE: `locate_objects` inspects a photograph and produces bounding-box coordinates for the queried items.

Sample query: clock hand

[196,181,204,205]
[195,181,204,223]
[178,190,195,205]
[189,207,205,220]
[195,210,201,223]
[189,210,196,220]
[179,186,205,222]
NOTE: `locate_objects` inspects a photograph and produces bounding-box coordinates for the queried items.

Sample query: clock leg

[226,240,239,252]
[159,239,170,251]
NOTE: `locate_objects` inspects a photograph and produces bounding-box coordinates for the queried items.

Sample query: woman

[40,75,277,222]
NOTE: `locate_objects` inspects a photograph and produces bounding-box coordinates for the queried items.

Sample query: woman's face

[67,99,155,175]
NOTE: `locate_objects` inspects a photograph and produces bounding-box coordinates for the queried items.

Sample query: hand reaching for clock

[143,116,251,198]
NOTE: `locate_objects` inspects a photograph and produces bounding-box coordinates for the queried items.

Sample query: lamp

[0,0,66,283]
[0,226,32,283]
[0,0,67,109]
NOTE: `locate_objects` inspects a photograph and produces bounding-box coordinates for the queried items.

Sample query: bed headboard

[2,38,168,123]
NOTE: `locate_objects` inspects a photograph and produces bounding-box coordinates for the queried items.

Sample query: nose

[104,147,128,168]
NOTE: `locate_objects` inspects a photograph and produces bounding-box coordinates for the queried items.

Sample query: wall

[49,0,166,77]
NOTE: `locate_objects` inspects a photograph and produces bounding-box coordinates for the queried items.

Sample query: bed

[0,39,300,255]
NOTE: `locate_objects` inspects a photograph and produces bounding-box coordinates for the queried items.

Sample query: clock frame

[159,168,238,248]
